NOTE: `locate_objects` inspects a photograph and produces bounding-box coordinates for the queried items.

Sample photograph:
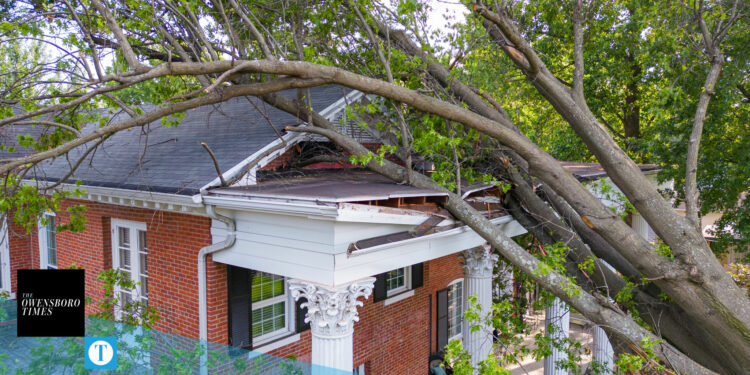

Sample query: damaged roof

[209,169,449,203]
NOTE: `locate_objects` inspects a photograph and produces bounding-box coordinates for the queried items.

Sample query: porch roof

[209,169,449,203]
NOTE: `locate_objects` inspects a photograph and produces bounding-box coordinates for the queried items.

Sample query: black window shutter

[373,272,388,302]
[295,297,310,332]
[227,266,253,349]
[411,263,424,289]
[436,288,449,352]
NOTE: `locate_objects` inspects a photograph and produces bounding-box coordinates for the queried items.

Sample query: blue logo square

[85,337,117,369]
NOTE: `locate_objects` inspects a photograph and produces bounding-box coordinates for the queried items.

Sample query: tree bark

[282,119,716,375]
[474,8,750,368]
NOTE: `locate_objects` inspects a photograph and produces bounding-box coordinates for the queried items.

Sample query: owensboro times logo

[17,269,85,337]
[20,297,81,316]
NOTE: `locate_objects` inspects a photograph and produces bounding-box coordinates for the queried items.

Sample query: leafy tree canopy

[0,0,748,373]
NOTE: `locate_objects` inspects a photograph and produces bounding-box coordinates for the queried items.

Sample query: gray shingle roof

[5,85,350,195]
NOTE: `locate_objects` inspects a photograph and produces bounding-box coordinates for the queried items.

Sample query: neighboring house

[675,197,748,265]
[0,86,526,374]
[561,161,661,243]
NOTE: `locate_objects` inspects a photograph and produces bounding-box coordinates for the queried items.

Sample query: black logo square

[17,269,85,337]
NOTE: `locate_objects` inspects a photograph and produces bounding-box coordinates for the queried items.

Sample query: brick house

[0,86,527,373]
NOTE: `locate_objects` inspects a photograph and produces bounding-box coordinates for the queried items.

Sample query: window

[111,219,148,318]
[373,263,424,303]
[0,218,10,296]
[228,266,302,349]
[447,280,463,339]
[38,213,57,269]
[353,363,366,374]
[386,267,410,296]
[251,272,290,341]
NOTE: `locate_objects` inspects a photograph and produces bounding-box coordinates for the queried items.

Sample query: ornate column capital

[460,245,498,278]
[289,278,375,337]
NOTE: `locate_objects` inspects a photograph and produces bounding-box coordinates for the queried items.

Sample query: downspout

[198,203,236,343]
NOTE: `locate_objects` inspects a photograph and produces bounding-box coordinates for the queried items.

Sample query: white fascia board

[345,215,514,257]
[201,194,339,219]
[213,248,336,285]
[198,131,303,192]
[23,180,204,212]
[330,216,525,285]
[335,203,452,226]
[210,210,527,286]
[202,198,452,225]
[198,90,364,192]
[318,90,364,119]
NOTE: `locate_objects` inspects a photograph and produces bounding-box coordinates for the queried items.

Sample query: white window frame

[37,212,57,270]
[447,278,464,341]
[111,219,148,320]
[0,218,12,298]
[250,272,295,346]
[353,363,366,374]
[386,267,411,297]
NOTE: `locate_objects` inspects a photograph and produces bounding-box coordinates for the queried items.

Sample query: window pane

[386,268,405,291]
[138,230,146,252]
[138,230,147,275]
[140,253,147,275]
[448,281,463,338]
[251,272,285,302]
[119,248,131,270]
[140,276,148,298]
[46,216,57,267]
[251,302,286,338]
[118,227,130,247]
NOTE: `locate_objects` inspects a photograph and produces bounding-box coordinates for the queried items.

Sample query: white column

[544,297,570,375]
[593,326,614,374]
[632,212,649,240]
[460,245,498,370]
[289,278,374,375]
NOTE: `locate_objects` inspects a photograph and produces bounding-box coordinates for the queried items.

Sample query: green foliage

[92,269,159,328]
[616,352,646,373]
[577,256,597,275]
[615,337,666,373]
[655,241,675,261]
[585,179,636,218]
[0,178,87,234]
[615,281,635,308]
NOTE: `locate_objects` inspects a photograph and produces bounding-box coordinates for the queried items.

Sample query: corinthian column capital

[289,278,375,337]
[460,245,499,278]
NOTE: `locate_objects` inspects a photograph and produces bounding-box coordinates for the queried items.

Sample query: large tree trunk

[623,52,641,139]
[237,56,750,371]
[263,92,714,374]
[474,7,750,370]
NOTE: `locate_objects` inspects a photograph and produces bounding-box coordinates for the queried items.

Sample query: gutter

[198,204,236,343]
[347,215,514,257]
[202,194,339,218]
[24,180,202,209]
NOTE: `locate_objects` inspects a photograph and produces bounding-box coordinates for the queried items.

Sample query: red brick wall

[6,214,34,293]
[267,253,464,374]
[7,197,466,374]
[6,199,228,344]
